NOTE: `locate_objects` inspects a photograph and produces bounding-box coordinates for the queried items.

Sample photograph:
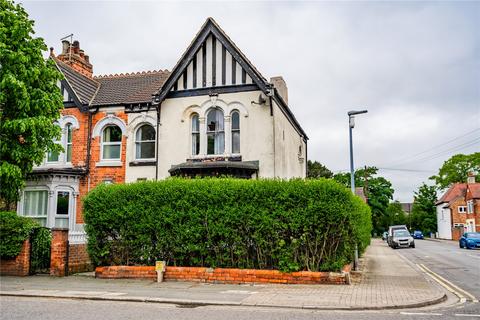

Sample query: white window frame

[101,125,122,161]
[53,188,73,229]
[134,124,156,161]
[467,200,474,214]
[458,206,467,213]
[65,123,73,163]
[46,124,62,163]
[191,114,200,156]
[20,188,49,226]
[231,110,240,154]
[206,108,225,155]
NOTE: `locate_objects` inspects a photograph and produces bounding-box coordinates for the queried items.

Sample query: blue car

[412,231,424,239]
[459,232,480,249]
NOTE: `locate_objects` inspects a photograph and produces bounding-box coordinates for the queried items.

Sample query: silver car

[391,230,415,249]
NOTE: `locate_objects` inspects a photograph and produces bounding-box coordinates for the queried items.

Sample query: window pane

[23,191,47,218]
[192,133,200,155]
[192,115,199,132]
[103,144,121,159]
[138,141,155,159]
[207,110,216,132]
[103,126,122,142]
[67,124,73,143]
[232,131,240,153]
[66,145,72,162]
[137,125,155,141]
[56,191,69,215]
[47,150,59,162]
[216,132,225,154]
[207,133,215,155]
[231,112,239,130]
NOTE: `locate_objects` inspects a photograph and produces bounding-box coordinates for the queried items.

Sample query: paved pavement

[0,239,445,310]
[397,237,480,301]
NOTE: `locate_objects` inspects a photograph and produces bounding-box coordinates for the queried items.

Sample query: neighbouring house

[15,18,308,272]
[400,203,413,215]
[436,173,480,240]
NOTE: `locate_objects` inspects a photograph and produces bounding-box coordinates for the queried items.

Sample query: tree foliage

[333,166,394,233]
[382,201,407,228]
[307,160,333,179]
[83,178,372,272]
[430,153,480,190]
[410,183,437,234]
[0,0,63,207]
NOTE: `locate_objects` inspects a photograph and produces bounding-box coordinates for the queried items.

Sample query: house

[16,18,308,271]
[436,173,479,240]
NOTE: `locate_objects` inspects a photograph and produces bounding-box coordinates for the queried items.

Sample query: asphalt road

[394,238,480,301]
[1,296,479,320]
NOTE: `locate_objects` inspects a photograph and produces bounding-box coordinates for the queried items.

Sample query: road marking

[454,314,480,317]
[418,264,478,303]
[400,312,443,316]
[466,254,480,260]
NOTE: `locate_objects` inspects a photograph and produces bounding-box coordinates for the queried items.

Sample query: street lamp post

[348,109,368,271]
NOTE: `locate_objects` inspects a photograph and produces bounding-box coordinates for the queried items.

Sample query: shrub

[0,211,38,258]
[83,178,371,272]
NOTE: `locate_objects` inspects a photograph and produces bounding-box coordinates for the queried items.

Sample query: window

[66,123,73,162]
[47,129,61,162]
[207,109,225,155]
[22,190,48,226]
[192,114,200,155]
[55,191,70,228]
[102,125,122,160]
[231,111,240,154]
[467,201,474,214]
[135,124,156,160]
[458,206,467,213]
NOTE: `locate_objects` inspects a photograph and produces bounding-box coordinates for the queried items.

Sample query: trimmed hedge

[0,211,38,258]
[83,178,371,272]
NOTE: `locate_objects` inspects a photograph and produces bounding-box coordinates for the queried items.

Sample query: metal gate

[29,227,52,274]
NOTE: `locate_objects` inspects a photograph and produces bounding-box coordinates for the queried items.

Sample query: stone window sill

[96,161,123,167]
[129,161,157,167]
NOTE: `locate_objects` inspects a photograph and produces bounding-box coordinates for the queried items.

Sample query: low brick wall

[96,264,352,285]
[68,244,93,274]
[0,240,31,276]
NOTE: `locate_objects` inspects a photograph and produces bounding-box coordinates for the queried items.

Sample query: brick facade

[68,244,93,273]
[95,265,351,285]
[0,240,30,276]
[50,228,69,276]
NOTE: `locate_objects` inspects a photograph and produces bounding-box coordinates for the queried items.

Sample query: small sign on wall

[155,261,166,283]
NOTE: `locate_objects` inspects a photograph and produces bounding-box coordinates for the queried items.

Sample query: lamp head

[348,110,368,116]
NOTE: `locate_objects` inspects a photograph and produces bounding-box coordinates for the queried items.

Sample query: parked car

[388,225,408,247]
[391,230,415,249]
[459,232,480,249]
[382,231,388,241]
[412,230,424,239]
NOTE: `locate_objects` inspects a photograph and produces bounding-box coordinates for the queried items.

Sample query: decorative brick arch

[92,115,127,138]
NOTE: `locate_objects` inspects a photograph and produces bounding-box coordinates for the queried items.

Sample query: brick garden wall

[95,265,351,285]
[0,240,30,276]
[68,243,93,273]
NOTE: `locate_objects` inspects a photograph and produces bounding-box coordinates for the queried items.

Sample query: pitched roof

[92,71,170,106]
[467,183,480,199]
[436,183,467,205]
[54,58,99,105]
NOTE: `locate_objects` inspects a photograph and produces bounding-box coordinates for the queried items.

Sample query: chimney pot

[49,47,54,56]
[79,49,85,58]
[61,40,70,54]
[84,55,90,63]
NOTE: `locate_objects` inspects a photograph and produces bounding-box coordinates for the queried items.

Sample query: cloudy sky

[22,1,480,202]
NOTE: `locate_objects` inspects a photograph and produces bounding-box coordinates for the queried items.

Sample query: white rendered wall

[436,205,452,240]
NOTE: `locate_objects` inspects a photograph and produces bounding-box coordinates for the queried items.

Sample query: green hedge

[0,211,38,258]
[83,178,371,272]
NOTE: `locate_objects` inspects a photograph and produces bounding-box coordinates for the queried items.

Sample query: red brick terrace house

[436,173,480,240]
[15,18,308,272]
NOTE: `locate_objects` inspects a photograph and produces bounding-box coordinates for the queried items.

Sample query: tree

[307,160,333,179]
[382,201,407,228]
[333,166,394,233]
[430,153,480,190]
[0,0,63,208]
[410,183,437,234]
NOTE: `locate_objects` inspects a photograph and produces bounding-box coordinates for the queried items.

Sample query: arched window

[101,125,122,160]
[191,114,200,155]
[65,123,73,163]
[135,124,156,160]
[231,111,240,154]
[206,108,224,155]
[47,124,61,162]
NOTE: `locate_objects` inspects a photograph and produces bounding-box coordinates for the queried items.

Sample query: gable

[172,33,254,92]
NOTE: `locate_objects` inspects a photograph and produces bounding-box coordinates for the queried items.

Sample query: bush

[83,178,371,272]
[0,211,38,258]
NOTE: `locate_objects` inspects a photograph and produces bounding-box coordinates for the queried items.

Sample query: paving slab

[0,239,446,310]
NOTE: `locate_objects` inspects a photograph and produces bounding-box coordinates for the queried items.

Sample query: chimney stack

[57,39,93,78]
[270,76,288,104]
[467,172,476,184]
